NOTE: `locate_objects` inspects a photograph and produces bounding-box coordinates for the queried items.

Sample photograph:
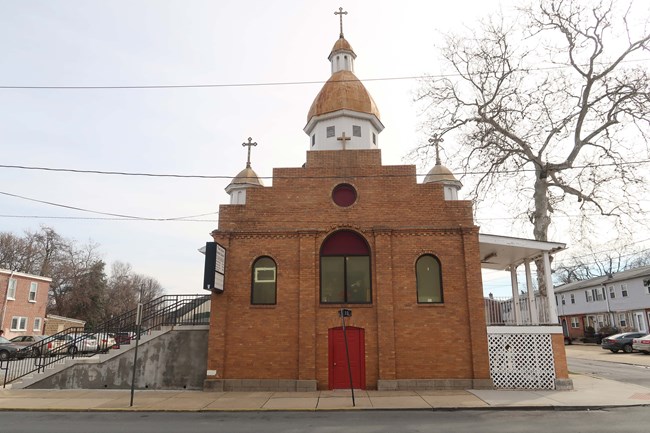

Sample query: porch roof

[478,234,566,271]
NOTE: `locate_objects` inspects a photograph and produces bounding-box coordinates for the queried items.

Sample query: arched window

[251,256,277,305]
[320,230,371,304]
[416,255,443,303]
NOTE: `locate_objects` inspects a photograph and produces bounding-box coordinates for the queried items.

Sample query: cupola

[422,134,462,200]
[225,137,264,204]
[304,8,384,151]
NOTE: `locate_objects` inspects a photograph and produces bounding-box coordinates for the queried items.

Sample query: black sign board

[203,242,226,293]
[338,308,352,318]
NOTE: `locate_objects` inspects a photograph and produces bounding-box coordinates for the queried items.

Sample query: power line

[1,58,647,90]
[0,215,218,222]
[0,190,218,221]
[1,159,648,179]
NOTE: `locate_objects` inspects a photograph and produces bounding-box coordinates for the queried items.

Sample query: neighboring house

[555,265,650,339]
[0,269,51,339]
[44,314,86,335]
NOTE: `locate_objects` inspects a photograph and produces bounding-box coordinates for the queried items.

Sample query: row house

[1,269,51,339]
[554,265,650,339]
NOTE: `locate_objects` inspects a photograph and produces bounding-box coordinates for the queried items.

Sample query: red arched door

[328,327,365,390]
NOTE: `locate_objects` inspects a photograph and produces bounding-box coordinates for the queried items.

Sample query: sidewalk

[1,374,650,411]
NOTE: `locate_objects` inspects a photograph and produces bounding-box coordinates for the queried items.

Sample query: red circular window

[332,184,357,207]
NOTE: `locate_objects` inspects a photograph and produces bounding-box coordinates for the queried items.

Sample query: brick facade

[205,149,492,390]
[0,270,50,339]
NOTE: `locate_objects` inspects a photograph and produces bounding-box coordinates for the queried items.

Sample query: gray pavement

[1,345,649,411]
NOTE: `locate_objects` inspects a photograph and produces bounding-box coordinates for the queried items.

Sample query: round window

[332,184,357,207]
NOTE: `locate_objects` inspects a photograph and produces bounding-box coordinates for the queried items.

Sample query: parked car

[9,335,52,357]
[93,333,117,353]
[51,333,99,355]
[0,336,29,361]
[601,332,647,353]
[113,332,135,345]
[632,334,650,354]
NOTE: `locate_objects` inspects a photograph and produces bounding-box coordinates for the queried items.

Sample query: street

[566,344,650,387]
[568,357,650,387]
[2,409,650,433]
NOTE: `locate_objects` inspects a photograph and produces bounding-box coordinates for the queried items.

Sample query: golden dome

[424,164,462,186]
[307,70,381,122]
[228,166,263,188]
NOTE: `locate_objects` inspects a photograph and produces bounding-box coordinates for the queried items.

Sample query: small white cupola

[303,8,384,152]
[422,134,462,200]
[225,137,264,205]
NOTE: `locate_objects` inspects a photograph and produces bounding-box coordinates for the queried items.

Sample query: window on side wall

[416,255,443,303]
[621,284,628,297]
[326,126,335,138]
[11,316,27,331]
[251,257,277,305]
[33,317,42,332]
[7,278,17,300]
[28,282,38,302]
[570,294,575,304]
[352,125,361,137]
[571,317,580,328]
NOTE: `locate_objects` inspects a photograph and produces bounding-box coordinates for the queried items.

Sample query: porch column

[524,260,539,325]
[543,251,559,324]
[510,265,522,325]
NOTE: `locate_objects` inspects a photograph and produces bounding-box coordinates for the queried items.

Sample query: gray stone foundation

[204,379,318,392]
[554,378,574,391]
[377,378,494,391]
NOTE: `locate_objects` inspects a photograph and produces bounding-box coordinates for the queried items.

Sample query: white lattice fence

[487,332,556,389]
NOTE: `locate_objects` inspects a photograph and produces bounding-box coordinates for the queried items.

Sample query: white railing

[484,295,555,326]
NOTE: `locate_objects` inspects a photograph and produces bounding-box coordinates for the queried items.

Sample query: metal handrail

[2,294,210,387]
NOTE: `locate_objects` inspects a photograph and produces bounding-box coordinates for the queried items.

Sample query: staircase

[1,294,210,388]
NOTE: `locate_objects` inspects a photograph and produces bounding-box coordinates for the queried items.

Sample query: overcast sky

[1,0,648,297]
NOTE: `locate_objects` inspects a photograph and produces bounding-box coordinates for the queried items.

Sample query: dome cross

[334,7,348,38]
[428,133,444,166]
[242,137,258,168]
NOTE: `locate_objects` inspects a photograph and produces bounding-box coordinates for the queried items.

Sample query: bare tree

[1,227,164,324]
[106,261,165,318]
[555,246,650,284]
[417,0,650,291]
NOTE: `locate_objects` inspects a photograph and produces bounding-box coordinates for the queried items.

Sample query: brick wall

[206,149,490,389]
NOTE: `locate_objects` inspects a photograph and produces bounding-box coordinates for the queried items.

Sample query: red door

[328,326,365,390]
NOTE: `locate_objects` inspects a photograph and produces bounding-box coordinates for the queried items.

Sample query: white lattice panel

[487,332,556,389]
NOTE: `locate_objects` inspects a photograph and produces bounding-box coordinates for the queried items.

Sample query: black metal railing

[2,294,210,387]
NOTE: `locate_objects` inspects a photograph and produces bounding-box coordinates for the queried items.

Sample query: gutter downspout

[1,271,15,333]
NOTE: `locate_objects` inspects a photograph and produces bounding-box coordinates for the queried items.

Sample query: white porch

[479,234,566,326]
[478,234,571,390]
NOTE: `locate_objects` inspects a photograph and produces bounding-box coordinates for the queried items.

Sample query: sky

[1,0,648,298]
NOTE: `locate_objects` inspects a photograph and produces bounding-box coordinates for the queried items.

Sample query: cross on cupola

[428,133,444,166]
[242,137,257,168]
[334,7,347,38]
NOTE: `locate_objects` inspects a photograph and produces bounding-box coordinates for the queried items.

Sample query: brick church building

[204,14,569,392]
[203,18,495,392]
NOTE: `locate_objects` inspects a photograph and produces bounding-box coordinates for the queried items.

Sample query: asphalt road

[567,357,650,388]
[565,344,650,388]
[2,409,650,433]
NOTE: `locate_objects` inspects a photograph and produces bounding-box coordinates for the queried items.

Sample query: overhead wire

[0,58,647,90]
[0,190,218,221]
[1,159,648,179]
